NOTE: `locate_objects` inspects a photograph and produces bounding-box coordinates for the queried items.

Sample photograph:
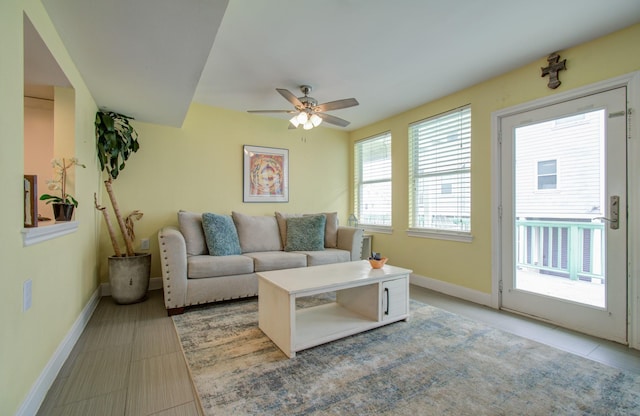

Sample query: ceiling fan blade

[276,88,304,108]
[314,98,359,112]
[247,110,296,114]
[316,112,350,127]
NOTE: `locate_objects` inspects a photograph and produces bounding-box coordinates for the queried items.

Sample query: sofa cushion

[202,213,241,256]
[232,211,282,253]
[187,254,254,279]
[307,212,338,248]
[325,212,339,248]
[243,251,307,272]
[285,215,326,252]
[277,211,339,249]
[275,212,303,250]
[178,210,208,255]
[301,248,351,266]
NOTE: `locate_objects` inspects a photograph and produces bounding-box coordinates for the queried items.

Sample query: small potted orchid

[40,157,86,221]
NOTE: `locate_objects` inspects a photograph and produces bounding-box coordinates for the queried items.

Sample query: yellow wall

[349,23,640,294]
[97,103,350,280]
[0,1,101,414]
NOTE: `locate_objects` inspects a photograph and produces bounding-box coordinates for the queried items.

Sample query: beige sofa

[158,210,364,315]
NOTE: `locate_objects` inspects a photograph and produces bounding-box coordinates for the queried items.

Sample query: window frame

[354,131,392,232]
[407,105,473,243]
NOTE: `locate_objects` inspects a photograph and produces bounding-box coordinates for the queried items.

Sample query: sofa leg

[167,307,185,316]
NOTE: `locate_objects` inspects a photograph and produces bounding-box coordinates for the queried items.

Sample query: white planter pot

[108,253,152,304]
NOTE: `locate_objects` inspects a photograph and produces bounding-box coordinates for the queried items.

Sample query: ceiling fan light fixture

[248,86,359,130]
[296,111,309,124]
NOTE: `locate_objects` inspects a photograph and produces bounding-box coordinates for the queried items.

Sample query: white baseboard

[410,273,494,308]
[17,287,101,416]
[100,276,163,296]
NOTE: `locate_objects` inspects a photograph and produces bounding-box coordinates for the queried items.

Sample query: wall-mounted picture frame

[24,175,38,228]
[243,145,289,203]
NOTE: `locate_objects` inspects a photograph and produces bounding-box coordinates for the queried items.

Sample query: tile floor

[410,285,640,375]
[36,290,201,416]
[36,285,640,415]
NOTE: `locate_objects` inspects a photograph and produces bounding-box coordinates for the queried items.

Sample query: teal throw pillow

[202,213,241,256]
[285,215,326,252]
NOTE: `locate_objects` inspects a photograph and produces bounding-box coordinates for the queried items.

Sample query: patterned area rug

[173,296,640,415]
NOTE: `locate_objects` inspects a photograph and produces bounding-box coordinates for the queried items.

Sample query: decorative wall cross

[541,52,566,89]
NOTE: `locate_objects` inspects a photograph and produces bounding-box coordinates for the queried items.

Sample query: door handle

[384,288,390,315]
[593,195,619,230]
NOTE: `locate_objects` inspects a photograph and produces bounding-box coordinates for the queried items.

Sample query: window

[354,132,392,229]
[409,106,471,239]
[537,159,557,189]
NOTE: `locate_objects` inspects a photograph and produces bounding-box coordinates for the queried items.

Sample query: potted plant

[40,157,86,221]
[94,110,151,304]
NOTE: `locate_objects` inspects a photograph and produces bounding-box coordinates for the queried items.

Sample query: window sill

[361,225,393,234]
[406,228,473,243]
[22,221,79,246]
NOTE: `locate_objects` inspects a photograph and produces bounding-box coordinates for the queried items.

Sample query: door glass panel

[514,109,605,308]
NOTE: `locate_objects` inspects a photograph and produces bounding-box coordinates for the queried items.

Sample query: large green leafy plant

[94,111,143,257]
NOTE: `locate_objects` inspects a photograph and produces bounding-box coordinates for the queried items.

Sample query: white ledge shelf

[22,221,79,246]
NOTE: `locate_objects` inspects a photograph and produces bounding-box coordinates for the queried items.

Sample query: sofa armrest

[158,226,188,312]
[336,226,364,261]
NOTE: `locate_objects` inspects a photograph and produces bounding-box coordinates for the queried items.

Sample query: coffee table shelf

[296,303,378,350]
[258,261,412,358]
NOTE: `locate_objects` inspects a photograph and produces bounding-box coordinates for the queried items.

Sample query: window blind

[354,132,392,227]
[409,106,471,233]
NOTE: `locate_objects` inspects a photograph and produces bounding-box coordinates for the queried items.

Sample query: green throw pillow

[285,215,326,252]
[202,213,241,256]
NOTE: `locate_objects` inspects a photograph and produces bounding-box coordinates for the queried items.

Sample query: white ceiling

[40,0,228,127]
[36,0,640,130]
[24,16,70,94]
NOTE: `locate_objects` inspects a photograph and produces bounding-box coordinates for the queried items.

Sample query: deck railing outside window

[516,219,605,283]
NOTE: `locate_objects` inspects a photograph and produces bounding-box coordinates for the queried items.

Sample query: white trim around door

[491,72,640,349]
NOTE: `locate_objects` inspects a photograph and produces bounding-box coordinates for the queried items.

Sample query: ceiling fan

[248,85,359,129]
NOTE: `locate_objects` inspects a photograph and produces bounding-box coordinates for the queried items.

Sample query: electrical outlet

[23,279,32,312]
[140,238,150,250]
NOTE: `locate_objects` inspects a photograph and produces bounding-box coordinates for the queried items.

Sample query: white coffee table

[257,260,412,358]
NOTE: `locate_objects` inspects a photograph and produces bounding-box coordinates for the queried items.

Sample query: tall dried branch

[94,193,122,257]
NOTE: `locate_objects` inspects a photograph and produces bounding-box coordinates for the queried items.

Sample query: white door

[499,87,627,343]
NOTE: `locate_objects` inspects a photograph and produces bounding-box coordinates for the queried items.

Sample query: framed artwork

[243,145,289,202]
[24,175,38,227]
